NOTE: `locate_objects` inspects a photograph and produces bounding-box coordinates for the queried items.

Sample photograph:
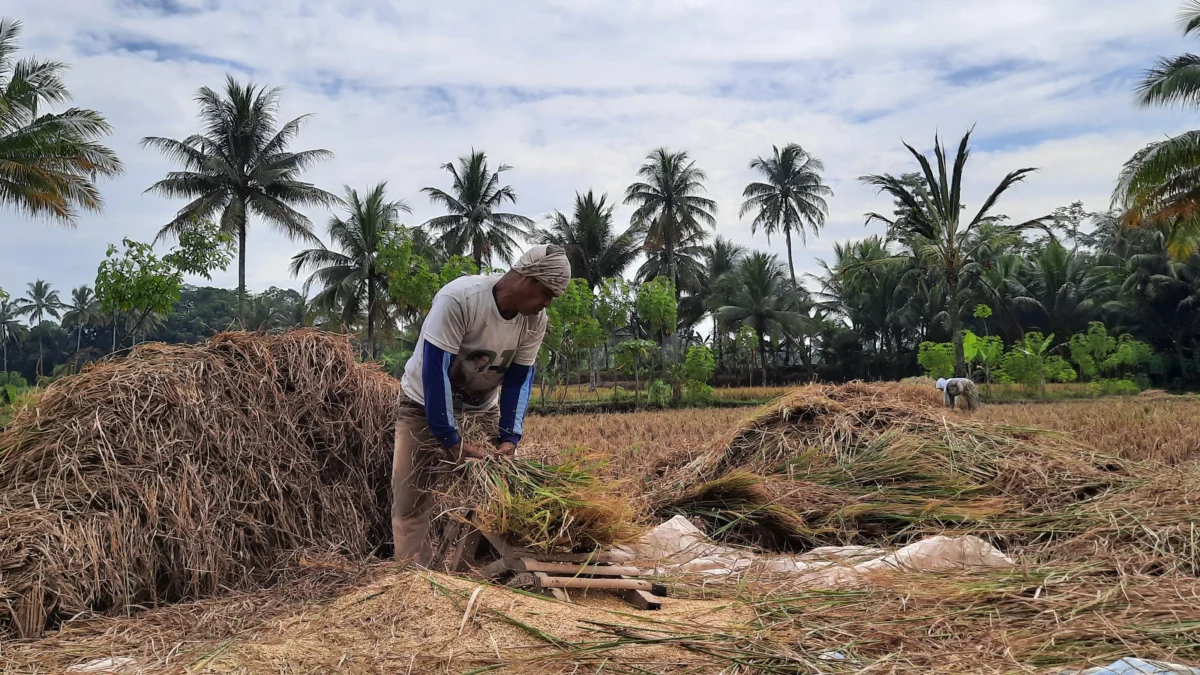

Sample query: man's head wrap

[512,244,571,296]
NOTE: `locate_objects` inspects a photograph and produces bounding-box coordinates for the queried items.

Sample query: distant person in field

[393,245,569,566]
[936,377,980,411]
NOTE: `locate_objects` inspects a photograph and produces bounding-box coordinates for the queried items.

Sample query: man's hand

[495,441,517,456]
[448,442,490,464]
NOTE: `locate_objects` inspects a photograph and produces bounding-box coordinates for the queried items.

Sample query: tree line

[4,7,1200,394]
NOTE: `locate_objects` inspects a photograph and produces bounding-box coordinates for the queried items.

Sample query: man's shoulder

[436,274,497,302]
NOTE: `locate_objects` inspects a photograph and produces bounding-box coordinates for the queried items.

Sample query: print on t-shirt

[450,348,517,407]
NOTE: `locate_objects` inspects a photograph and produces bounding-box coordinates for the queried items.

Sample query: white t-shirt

[401,274,548,411]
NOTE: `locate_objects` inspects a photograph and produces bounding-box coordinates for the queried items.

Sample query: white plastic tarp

[615,515,1014,585]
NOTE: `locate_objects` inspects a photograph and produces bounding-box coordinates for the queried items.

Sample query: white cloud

[2,0,1196,301]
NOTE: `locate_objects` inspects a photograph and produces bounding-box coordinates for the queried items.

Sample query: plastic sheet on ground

[1058,658,1200,674]
[613,515,1014,585]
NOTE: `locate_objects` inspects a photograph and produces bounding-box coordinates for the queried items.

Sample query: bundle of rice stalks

[436,454,642,552]
[653,382,1160,561]
[0,330,401,638]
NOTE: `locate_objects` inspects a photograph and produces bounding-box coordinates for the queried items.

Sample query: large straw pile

[0,330,400,638]
[655,382,1198,572]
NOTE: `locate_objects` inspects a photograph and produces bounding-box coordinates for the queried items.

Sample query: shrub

[647,379,671,407]
[1096,379,1140,396]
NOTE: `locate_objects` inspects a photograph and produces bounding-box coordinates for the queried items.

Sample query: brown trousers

[391,396,497,567]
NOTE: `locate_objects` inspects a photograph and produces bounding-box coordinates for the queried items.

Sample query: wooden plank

[514,550,617,564]
[534,575,656,592]
[622,589,662,610]
[518,558,641,577]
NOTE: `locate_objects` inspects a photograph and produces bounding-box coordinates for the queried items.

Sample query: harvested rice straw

[434,454,643,552]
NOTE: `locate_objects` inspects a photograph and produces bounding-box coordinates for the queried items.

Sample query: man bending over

[393,245,570,566]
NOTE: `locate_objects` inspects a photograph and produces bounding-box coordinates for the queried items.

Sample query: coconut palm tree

[237,294,285,332]
[142,75,337,312]
[61,284,101,357]
[740,143,833,284]
[636,228,709,296]
[534,190,643,288]
[860,130,1048,376]
[0,19,122,224]
[14,279,64,376]
[0,298,25,373]
[690,236,744,362]
[291,182,410,358]
[422,149,533,268]
[717,252,808,385]
[1113,2,1200,258]
[1009,239,1100,337]
[624,148,717,298]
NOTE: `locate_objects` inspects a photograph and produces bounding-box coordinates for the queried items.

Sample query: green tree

[379,228,477,321]
[61,285,101,358]
[613,338,655,405]
[637,276,677,377]
[595,277,634,368]
[860,130,1049,377]
[698,236,746,369]
[0,19,122,224]
[732,324,758,386]
[1102,334,1156,378]
[740,143,833,284]
[1115,2,1200,258]
[422,149,533,267]
[1010,239,1098,337]
[624,148,717,298]
[142,75,337,312]
[14,280,64,376]
[716,253,807,386]
[1068,322,1115,381]
[962,330,1003,390]
[97,233,232,351]
[1001,332,1076,395]
[291,183,409,358]
[0,298,26,374]
[917,341,955,379]
[535,190,643,288]
[543,278,605,400]
[237,293,286,332]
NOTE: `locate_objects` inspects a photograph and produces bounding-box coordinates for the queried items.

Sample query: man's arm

[496,315,547,453]
[421,340,461,449]
[497,363,535,448]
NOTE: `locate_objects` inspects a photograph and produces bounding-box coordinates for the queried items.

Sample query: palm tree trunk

[948,280,966,377]
[238,219,248,315]
[758,330,768,387]
[367,280,376,360]
[785,229,797,286]
[633,354,640,406]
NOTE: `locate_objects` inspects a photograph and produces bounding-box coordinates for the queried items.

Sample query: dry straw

[0,330,401,638]
[653,381,1200,573]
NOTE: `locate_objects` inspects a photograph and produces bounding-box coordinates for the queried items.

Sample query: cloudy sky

[2,0,1196,302]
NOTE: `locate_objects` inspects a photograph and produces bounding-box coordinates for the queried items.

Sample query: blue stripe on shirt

[498,363,535,446]
[421,340,461,449]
